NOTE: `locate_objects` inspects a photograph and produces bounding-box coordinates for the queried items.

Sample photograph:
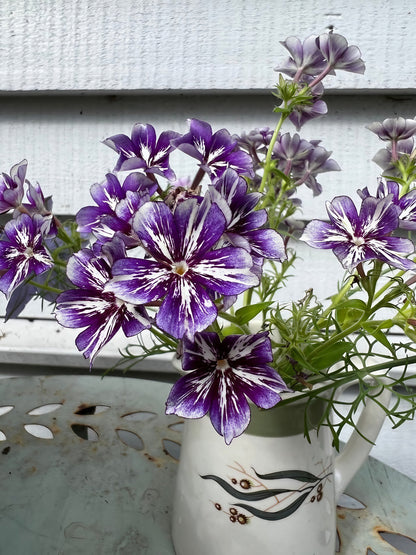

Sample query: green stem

[28,280,63,294]
[258,111,287,194]
[317,276,354,326]
[373,269,405,300]
[309,316,367,359]
[278,354,416,406]
[150,326,178,350]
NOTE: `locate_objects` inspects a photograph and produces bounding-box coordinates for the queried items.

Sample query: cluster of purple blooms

[1,33,415,443]
[0,119,291,443]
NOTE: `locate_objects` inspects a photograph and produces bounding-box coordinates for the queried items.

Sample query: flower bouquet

[1,31,415,451]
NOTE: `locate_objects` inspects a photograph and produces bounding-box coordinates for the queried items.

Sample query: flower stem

[258,111,287,194]
[28,280,63,294]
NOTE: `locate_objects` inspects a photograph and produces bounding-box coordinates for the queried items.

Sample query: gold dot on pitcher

[215,503,221,511]
[237,514,248,525]
[230,507,238,515]
[240,479,251,489]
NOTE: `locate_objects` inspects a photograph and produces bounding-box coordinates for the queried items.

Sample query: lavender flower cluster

[1,33,416,443]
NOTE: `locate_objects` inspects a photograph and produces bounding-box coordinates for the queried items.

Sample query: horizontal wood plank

[0,0,415,92]
[0,93,413,219]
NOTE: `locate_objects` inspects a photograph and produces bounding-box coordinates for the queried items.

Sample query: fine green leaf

[235,302,273,325]
[307,341,355,371]
[362,322,395,354]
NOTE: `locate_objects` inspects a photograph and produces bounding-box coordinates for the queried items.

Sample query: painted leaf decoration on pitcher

[202,467,332,522]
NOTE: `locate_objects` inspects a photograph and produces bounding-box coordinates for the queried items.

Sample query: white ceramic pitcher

[171,386,391,555]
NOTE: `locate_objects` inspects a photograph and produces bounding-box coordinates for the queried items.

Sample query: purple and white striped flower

[55,240,151,365]
[103,123,181,180]
[105,197,258,339]
[358,180,416,231]
[77,172,157,248]
[209,168,286,262]
[0,213,53,297]
[171,118,254,179]
[166,332,289,444]
[77,173,156,234]
[0,159,27,214]
[301,195,416,271]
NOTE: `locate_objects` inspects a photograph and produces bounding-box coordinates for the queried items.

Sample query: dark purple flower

[234,127,274,157]
[171,119,254,179]
[209,168,286,262]
[55,240,151,365]
[165,332,288,444]
[77,172,156,247]
[285,77,328,130]
[105,197,258,339]
[372,138,414,175]
[358,180,416,231]
[276,33,365,84]
[292,144,340,196]
[22,181,57,237]
[276,36,328,78]
[103,123,181,180]
[0,159,27,214]
[0,213,53,297]
[316,33,365,75]
[301,195,416,271]
[288,96,328,131]
[366,117,416,142]
[272,133,340,195]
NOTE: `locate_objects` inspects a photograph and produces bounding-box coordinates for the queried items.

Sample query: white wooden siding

[0,0,415,92]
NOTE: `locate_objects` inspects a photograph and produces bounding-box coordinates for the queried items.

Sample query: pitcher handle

[333,376,392,501]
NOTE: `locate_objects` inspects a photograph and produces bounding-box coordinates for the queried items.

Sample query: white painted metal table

[0,375,415,554]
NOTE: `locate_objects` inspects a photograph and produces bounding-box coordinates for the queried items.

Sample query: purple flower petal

[243,229,286,260]
[181,331,221,370]
[109,258,170,304]
[166,369,215,418]
[317,33,365,74]
[156,277,218,338]
[192,246,258,295]
[301,219,342,249]
[66,249,110,290]
[174,198,226,262]
[358,196,399,237]
[209,375,251,444]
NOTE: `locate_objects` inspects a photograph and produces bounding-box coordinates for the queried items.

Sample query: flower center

[352,236,365,246]
[172,260,189,276]
[23,246,34,258]
[216,359,229,372]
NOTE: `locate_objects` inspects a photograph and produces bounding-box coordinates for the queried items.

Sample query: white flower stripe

[77,310,121,363]
[135,203,176,262]
[157,277,216,337]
